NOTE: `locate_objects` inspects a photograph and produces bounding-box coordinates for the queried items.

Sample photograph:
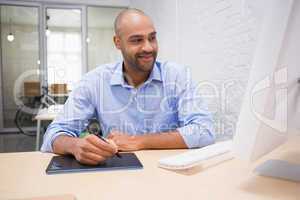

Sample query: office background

[0,0,299,152]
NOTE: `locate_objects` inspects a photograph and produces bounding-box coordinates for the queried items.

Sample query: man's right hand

[72,134,118,165]
[53,134,118,165]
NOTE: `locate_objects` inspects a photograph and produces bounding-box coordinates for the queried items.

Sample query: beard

[123,50,157,73]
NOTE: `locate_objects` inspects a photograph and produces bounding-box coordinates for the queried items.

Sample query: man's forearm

[138,130,187,150]
[52,135,78,155]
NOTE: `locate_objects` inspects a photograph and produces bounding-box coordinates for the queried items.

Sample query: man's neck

[123,63,151,88]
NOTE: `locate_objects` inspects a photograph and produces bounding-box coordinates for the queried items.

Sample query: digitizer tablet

[46,153,143,174]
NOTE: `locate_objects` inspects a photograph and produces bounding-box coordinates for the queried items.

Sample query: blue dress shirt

[41,61,215,152]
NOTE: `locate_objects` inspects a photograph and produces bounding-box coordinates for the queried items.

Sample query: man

[41,8,215,165]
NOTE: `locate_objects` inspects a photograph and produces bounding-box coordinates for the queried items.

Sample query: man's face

[114,14,158,73]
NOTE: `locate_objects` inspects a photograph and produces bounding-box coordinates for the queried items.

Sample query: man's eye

[130,38,143,43]
[149,35,156,41]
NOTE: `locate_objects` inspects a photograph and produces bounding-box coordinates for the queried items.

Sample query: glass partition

[46,8,82,92]
[0,4,125,131]
[0,5,39,128]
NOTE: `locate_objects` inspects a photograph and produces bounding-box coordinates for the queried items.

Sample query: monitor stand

[254,159,300,182]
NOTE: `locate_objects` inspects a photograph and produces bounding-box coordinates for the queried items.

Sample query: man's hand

[53,134,118,165]
[107,130,143,151]
[72,134,118,165]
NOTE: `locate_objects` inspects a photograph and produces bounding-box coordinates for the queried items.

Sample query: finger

[87,135,117,154]
[82,142,113,158]
[108,137,119,147]
[110,139,127,152]
[107,139,118,151]
[82,151,106,163]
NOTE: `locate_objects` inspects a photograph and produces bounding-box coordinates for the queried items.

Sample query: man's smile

[137,53,154,62]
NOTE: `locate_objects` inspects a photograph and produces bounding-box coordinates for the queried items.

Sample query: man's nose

[142,40,154,52]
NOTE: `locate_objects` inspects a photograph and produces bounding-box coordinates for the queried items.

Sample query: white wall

[129,0,178,62]
[130,0,263,139]
[130,0,300,137]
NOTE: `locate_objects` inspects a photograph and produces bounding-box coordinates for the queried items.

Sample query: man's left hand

[107,130,143,151]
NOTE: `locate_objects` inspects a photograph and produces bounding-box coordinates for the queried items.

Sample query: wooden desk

[0,138,299,200]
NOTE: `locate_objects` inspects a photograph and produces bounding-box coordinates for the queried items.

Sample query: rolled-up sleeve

[175,66,215,148]
[41,79,95,152]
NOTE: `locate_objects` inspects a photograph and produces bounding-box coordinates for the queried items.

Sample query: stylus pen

[94,133,122,158]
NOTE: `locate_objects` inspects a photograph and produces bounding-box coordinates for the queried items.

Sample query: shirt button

[133,90,138,100]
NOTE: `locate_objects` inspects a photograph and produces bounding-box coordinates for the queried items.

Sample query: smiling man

[41,8,215,165]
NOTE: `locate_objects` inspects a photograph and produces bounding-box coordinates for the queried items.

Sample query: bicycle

[14,86,57,137]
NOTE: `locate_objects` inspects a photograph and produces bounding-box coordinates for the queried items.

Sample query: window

[46,8,82,91]
[47,31,82,91]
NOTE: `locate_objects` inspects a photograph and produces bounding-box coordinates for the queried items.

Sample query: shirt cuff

[177,124,215,148]
[40,131,76,153]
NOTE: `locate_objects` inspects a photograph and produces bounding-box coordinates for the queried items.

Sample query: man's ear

[113,36,121,50]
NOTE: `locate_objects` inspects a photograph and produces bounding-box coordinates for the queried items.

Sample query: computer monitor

[233,0,300,182]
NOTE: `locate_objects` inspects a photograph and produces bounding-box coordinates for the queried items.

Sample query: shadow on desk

[239,151,300,199]
[239,175,300,199]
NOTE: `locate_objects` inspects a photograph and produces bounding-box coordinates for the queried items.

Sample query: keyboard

[158,140,233,170]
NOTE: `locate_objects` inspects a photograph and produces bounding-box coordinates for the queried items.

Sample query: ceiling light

[45,28,51,37]
[45,15,51,37]
[7,33,14,42]
[7,18,14,42]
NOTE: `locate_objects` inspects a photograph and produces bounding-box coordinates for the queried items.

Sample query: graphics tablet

[46,153,143,174]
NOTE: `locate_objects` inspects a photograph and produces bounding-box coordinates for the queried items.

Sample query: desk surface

[0,138,300,200]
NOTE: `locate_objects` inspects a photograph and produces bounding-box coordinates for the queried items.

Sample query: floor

[0,121,50,153]
[0,133,37,152]
[0,126,48,152]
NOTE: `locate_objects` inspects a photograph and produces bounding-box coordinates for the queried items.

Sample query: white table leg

[36,119,41,151]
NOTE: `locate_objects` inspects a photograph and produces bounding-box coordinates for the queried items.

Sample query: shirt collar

[110,61,162,86]
[110,62,125,86]
[149,61,162,82]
